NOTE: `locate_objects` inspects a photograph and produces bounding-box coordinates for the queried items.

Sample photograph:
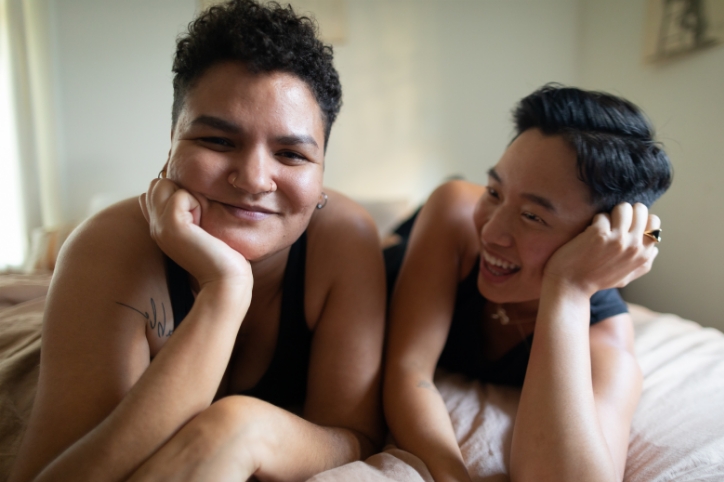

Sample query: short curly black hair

[513,84,672,212]
[171,0,342,145]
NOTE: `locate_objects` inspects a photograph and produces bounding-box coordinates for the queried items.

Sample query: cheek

[167,148,219,189]
[278,167,323,210]
[521,237,563,273]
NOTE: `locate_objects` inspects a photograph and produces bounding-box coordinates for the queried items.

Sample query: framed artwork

[643,0,724,62]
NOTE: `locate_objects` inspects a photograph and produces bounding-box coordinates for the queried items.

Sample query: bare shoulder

[49,198,169,322]
[304,189,384,325]
[409,180,484,276]
[425,179,485,220]
[58,197,158,272]
[44,195,168,351]
[307,189,379,245]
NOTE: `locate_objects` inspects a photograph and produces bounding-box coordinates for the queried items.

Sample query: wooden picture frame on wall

[643,0,724,62]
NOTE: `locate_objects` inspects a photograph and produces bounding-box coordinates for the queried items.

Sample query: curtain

[0,0,26,269]
[0,0,64,271]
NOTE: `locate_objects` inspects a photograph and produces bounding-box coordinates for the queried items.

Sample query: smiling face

[166,62,326,261]
[474,128,598,304]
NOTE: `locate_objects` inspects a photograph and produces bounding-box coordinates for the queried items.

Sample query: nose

[229,145,276,195]
[479,206,514,248]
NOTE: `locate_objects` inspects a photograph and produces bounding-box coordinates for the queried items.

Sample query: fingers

[142,178,185,238]
[590,211,612,233]
[611,202,661,247]
[629,203,649,239]
[610,202,633,234]
[138,193,149,223]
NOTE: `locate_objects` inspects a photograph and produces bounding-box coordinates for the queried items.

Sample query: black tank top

[436,260,627,386]
[384,226,628,387]
[165,232,312,408]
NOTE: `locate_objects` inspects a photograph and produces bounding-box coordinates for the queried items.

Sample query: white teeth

[482,250,520,270]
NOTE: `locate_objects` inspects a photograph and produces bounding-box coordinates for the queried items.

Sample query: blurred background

[1,0,723,331]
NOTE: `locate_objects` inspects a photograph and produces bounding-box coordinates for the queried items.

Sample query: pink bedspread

[1,274,723,481]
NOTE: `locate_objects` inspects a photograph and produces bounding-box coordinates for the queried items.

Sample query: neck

[489,299,539,325]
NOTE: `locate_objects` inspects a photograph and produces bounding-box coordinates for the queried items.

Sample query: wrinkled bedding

[1,274,723,481]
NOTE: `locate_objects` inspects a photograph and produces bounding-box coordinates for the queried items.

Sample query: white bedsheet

[310,305,724,482]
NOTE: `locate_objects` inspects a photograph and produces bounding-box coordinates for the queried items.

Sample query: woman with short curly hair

[10,2,385,481]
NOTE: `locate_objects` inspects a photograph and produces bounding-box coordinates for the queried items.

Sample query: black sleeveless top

[384,232,628,387]
[165,232,312,408]
[435,260,627,386]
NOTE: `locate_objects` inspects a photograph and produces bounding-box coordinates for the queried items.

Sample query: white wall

[49,0,579,218]
[51,0,196,220]
[42,0,723,328]
[578,0,724,331]
[326,0,580,205]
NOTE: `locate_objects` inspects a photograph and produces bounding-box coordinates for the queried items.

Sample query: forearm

[510,282,615,482]
[385,368,471,482]
[32,281,249,482]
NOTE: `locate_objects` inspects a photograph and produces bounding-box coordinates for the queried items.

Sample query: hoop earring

[158,169,167,179]
[316,192,328,210]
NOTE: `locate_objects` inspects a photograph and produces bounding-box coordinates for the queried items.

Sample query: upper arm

[11,201,161,481]
[589,313,642,479]
[301,191,387,450]
[385,181,480,377]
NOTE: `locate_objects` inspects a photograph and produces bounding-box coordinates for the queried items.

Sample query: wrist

[541,272,596,300]
[196,278,252,314]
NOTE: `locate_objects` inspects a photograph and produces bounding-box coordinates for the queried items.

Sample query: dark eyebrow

[190,115,240,134]
[275,134,319,150]
[487,168,502,183]
[487,168,557,213]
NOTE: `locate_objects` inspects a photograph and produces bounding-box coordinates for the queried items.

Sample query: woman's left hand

[543,202,660,297]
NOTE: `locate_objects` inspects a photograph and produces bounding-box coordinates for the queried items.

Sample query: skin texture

[385,128,658,482]
[10,62,386,482]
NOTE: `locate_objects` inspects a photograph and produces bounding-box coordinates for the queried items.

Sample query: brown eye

[522,212,545,225]
[199,137,233,148]
[277,151,308,164]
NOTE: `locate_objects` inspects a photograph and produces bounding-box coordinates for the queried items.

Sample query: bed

[1,272,723,481]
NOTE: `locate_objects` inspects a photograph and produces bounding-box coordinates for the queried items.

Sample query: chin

[476,277,541,304]
[226,239,277,262]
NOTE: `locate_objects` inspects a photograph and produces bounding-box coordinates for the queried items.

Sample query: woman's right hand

[139,178,252,291]
[543,202,660,297]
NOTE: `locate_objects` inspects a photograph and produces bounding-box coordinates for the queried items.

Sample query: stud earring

[229,172,240,189]
[316,192,328,210]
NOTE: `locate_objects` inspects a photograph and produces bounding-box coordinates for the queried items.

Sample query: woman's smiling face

[166,61,326,261]
[474,128,598,304]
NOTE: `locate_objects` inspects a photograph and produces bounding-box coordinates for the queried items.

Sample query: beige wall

[578,0,724,330]
[50,0,580,216]
[325,0,580,205]
[41,0,723,327]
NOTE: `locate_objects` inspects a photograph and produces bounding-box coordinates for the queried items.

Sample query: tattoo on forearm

[116,299,173,337]
[417,380,437,392]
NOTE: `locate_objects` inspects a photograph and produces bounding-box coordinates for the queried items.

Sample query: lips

[481,249,520,277]
[218,200,276,221]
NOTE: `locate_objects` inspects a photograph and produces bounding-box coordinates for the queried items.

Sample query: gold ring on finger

[644,228,662,243]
